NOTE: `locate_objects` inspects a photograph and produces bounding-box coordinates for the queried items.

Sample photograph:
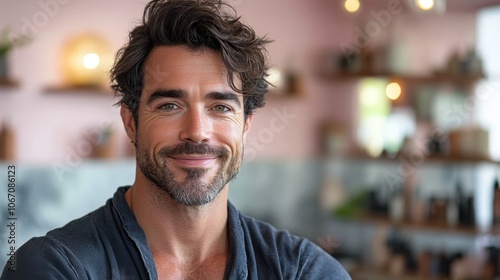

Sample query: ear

[120,105,137,142]
[243,114,253,140]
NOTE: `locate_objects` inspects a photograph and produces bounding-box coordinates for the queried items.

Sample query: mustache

[159,142,228,157]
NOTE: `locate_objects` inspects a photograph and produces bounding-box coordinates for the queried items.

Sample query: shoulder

[0,236,83,279]
[238,213,351,279]
[48,205,103,237]
[1,204,112,280]
[45,203,109,254]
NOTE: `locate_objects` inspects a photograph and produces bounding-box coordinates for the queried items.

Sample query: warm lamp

[414,0,446,13]
[266,67,284,90]
[344,0,360,13]
[60,33,113,87]
[416,0,435,10]
[386,82,402,101]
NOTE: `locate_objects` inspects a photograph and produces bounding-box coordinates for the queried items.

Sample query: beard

[136,140,243,206]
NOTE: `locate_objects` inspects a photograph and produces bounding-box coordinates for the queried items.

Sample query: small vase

[0,55,8,79]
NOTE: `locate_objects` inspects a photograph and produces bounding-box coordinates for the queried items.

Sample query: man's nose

[179,106,212,143]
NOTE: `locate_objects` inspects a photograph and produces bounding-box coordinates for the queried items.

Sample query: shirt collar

[112,186,248,279]
[112,186,158,280]
[225,202,248,279]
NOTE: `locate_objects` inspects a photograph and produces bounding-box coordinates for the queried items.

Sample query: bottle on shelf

[428,197,448,226]
[0,121,15,161]
[447,195,459,227]
[447,180,459,227]
[463,196,475,226]
[456,180,475,227]
[390,186,404,223]
[456,181,467,226]
[493,178,500,226]
[411,186,426,225]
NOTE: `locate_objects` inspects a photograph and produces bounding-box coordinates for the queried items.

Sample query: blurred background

[1,0,500,278]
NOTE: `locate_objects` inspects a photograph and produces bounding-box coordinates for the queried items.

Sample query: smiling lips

[169,155,219,168]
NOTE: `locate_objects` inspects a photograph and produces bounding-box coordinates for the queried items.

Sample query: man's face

[126,45,252,206]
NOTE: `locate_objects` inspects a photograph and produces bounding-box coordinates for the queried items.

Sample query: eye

[158,103,179,111]
[213,104,232,113]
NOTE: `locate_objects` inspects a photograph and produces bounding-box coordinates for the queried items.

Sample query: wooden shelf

[350,268,420,280]
[0,78,19,88]
[350,214,479,236]
[344,153,500,165]
[425,154,498,164]
[319,71,484,86]
[43,85,113,95]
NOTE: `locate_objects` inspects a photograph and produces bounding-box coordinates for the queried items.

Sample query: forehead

[142,45,232,94]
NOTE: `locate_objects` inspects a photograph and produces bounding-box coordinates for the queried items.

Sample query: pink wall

[0,0,477,162]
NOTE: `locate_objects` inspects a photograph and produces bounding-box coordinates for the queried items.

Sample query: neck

[125,174,229,264]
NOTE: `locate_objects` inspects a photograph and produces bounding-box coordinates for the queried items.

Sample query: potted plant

[0,28,31,79]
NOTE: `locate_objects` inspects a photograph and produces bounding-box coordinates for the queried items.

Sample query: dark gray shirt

[1,186,351,279]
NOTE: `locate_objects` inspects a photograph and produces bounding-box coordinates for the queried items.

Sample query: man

[1,0,350,279]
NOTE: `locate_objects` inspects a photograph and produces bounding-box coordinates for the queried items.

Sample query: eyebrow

[146,89,242,108]
[146,89,186,105]
[206,91,242,108]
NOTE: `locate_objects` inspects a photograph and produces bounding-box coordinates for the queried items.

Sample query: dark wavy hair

[110,0,271,121]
